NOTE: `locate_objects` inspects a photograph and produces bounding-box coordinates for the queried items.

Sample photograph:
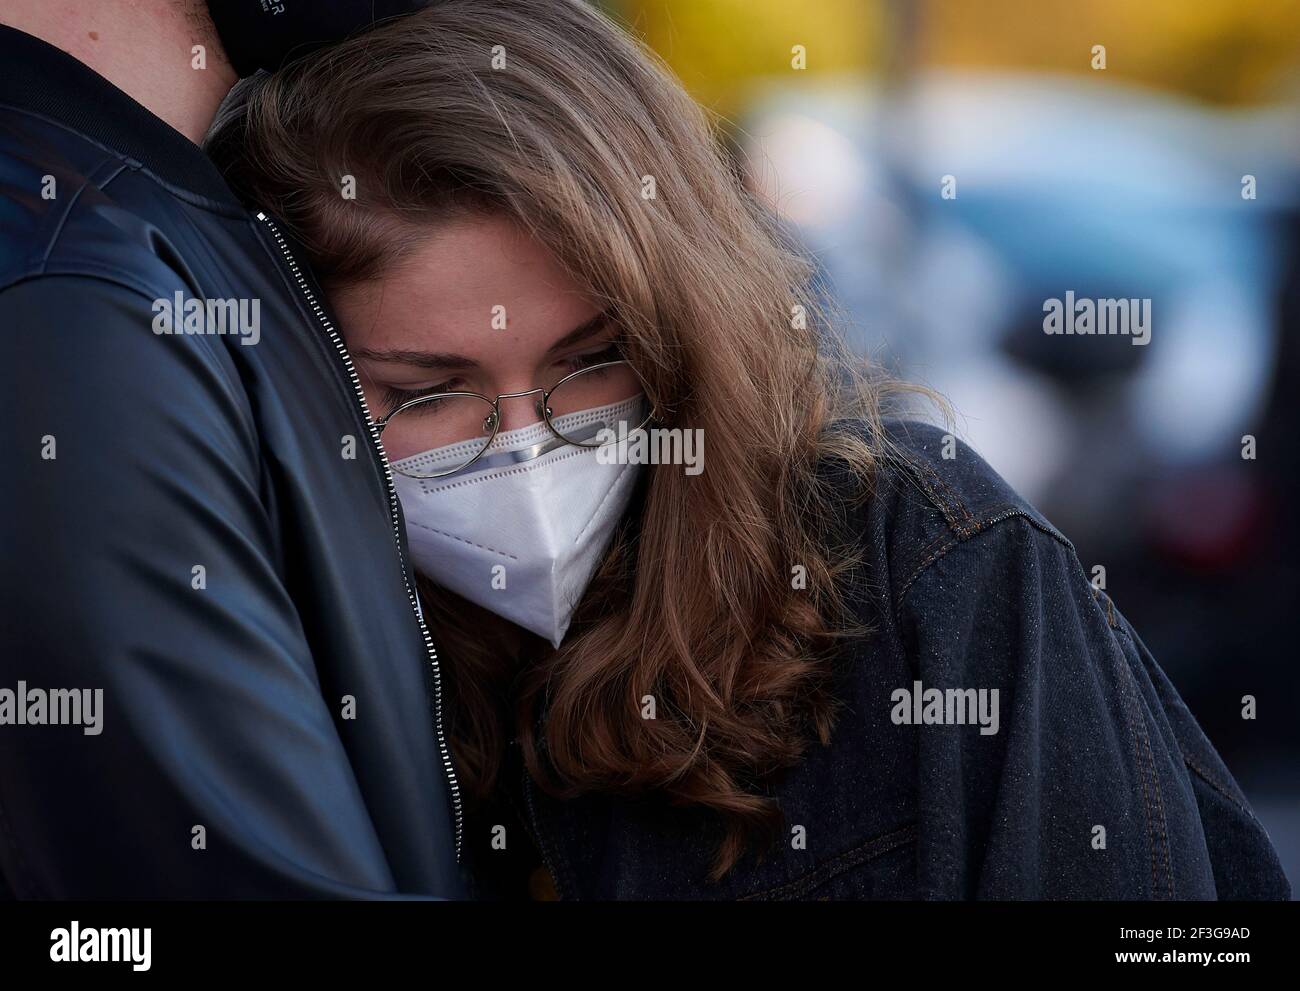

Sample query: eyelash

[379,342,624,411]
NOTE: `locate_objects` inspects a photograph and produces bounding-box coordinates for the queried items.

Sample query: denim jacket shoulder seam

[894,509,1075,626]
[1103,599,1260,820]
[887,438,1076,592]
[1112,638,1176,899]
[1092,584,1120,628]
[1086,565,1176,897]
[902,449,974,532]
[1180,752,1257,818]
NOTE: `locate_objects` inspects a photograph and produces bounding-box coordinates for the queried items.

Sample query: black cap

[206,0,435,77]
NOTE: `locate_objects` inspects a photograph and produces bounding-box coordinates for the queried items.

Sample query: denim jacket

[460,420,1291,900]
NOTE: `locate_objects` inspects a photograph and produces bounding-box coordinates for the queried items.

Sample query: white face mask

[390,397,645,648]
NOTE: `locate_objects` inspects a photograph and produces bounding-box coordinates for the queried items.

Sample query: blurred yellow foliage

[913,0,1300,105]
[616,0,1300,108]
[620,0,882,118]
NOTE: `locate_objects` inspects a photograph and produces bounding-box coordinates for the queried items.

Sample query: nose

[493,388,548,433]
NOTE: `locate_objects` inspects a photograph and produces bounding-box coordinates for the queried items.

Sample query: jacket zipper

[254,210,464,865]
[515,736,568,900]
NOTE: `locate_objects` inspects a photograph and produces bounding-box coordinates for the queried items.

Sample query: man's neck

[1,0,236,144]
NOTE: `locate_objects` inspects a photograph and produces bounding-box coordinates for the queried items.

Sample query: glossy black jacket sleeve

[0,275,426,898]
[902,513,1290,900]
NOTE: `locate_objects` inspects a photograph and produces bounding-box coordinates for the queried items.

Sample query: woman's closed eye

[380,380,463,412]
[554,342,624,378]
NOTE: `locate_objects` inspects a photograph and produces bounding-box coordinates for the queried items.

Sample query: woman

[207,0,1288,900]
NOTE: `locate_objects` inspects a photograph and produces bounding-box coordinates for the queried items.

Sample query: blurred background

[601,0,1300,893]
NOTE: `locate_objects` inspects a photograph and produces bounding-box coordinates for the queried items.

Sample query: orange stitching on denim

[1182,751,1253,817]
[1100,589,1117,628]
[906,455,972,532]
[1113,644,1160,895]
[894,513,1067,627]
[1107,604,1175,895]
[1115,642,1174,899]
[897,538,959,623]
[1138,690,1175,899]
[931,470,977,530]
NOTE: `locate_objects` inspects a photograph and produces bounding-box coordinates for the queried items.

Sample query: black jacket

[463,421,1292,900]
[0,25,463,898]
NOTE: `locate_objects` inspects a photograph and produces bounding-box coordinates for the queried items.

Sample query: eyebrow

[351,307,614,370]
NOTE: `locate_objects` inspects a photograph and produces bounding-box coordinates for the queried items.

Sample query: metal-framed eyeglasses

[369,359,656,479]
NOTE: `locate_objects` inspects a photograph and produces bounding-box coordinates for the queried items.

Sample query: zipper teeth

[256,211,464,866]
[520,759,565,901]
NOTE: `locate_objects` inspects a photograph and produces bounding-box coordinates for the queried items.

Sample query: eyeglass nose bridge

[488,385,553,428]
[493,385,548,401]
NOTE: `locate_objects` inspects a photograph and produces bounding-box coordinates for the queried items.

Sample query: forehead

[335,212,599,354]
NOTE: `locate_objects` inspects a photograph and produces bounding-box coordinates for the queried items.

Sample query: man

[0,0,464,897]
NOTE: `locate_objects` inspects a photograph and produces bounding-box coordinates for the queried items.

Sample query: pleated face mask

[390,396,645,648]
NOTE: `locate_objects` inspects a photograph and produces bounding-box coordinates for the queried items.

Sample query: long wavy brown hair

[209,0,929,880]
